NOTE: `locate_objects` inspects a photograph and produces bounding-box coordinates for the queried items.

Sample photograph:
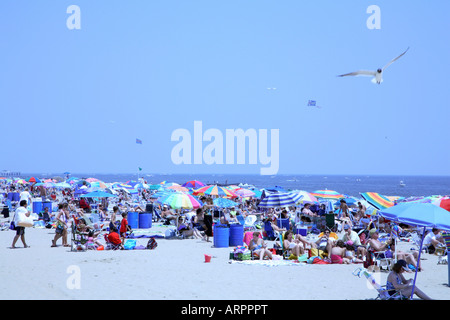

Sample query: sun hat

[369,228,378,236]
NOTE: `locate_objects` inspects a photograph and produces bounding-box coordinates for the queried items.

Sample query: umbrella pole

[410,226,426,300]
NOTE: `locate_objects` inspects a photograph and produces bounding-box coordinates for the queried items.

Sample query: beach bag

[55,224,64,234]
[147,237,158,250]
[124,239,136,250]
[9,221,16,231]
[16,212,34,228]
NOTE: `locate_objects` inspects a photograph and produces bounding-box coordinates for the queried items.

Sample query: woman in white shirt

[11,200,31,248]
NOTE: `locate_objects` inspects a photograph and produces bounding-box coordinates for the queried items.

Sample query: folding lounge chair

[71,224,88,252]
[353,267,408,300]
[243,215,257,232]
[366,244,394,272]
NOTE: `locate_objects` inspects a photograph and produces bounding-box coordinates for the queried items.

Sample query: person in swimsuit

[283,230,304,259]
[248,231,273,260]
[386,260,432,300]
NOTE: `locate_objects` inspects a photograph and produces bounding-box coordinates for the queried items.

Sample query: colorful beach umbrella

[157,192,203,210]
[360,192,394,210]
[193,185,238,198]
[258,192,303,208]
[182,180,205,189]
[26,177,41,183]
[90,181,108,189]
[167,185,189,192]
[432,197,450,212]
[213,197,237,208]
[310,190,344,200]
[293,190,318,203]
[234,188,256,198]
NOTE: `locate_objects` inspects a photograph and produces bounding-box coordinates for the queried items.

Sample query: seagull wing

[338,70,377,77]
[382,47,409,71]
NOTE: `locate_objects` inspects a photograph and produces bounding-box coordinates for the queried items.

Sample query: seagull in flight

[338,47,409,84]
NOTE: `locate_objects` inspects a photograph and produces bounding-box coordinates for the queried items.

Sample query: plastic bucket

[213,224,230,248]
[139,213,152,229]
[204,254,212,263]
[127,211,139,229]
[33,201,43,214]
[229,224,244,246]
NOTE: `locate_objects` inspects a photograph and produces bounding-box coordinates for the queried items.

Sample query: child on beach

[86,230,103,249]
[330,240,351,264]
[120,212,132,244]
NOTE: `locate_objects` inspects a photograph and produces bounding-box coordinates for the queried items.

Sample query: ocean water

[30,173,450,198]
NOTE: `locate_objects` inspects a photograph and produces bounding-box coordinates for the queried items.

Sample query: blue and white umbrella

[258,192,303,208]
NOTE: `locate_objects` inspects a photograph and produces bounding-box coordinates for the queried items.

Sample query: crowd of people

[1,178,447,300]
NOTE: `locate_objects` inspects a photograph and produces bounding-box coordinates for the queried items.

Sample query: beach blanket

[127,234,165,239]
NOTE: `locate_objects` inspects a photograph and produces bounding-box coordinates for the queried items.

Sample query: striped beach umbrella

[193,185,238,198]
[293,190,318,203]
[157,192,203,210]
[182,180,205,189]
[258,192,303,208]
[26,177,41,183]
[310,190,344,200]
[432,197,450,212]
[360,192,394,210]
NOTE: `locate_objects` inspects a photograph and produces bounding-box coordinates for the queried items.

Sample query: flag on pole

[136,138,142,144]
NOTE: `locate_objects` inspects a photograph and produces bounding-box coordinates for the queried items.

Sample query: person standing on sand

[11,200,31,249]
[52,203,71,247]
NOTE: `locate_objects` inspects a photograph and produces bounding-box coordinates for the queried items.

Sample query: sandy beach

[1,223,448,300]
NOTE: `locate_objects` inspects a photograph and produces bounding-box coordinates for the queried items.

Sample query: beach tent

[379,203,450,297]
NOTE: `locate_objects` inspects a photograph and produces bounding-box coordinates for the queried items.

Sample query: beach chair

[353,267,408,300]
[274,232,289,259]
[104,233,122,250]
[70,224,88,252]
[410,231,429,254]
[243,215,257,231]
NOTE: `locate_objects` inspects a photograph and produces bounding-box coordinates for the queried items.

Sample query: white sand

[1,224,449,300]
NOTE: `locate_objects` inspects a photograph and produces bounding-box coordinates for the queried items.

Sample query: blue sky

[1,1,449,175]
